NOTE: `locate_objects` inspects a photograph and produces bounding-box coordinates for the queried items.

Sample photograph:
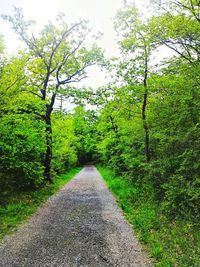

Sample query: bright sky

[0,0,151,88]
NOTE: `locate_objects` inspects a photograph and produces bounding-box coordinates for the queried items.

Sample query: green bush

[0,114,45,189]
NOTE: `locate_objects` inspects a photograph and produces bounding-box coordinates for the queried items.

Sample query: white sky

[0,0,152,89]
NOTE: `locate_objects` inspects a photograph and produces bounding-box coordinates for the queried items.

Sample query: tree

[114,3,155,161]
[149,0,200,63]
[0,53,46,189]
[51,112,78,174]
[72,106,98,164]
[2,8,103,181]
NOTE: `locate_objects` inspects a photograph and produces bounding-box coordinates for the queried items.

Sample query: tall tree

[2,8,103,181]
[114,4,155,161]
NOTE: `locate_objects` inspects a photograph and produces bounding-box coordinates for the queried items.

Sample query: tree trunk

[142,50,150,162]
[142,90,150,162]
[44,112,53,182]
[44,93,57,182]
[109,115,118,134]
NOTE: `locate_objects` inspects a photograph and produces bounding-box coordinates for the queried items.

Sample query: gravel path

[0,166,152,267]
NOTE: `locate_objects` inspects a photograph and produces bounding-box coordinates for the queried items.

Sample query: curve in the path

[0,166,152,267]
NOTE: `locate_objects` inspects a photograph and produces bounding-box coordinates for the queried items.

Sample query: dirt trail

[0,166,152,267]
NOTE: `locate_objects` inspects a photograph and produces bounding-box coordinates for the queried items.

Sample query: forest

[0,0,199,266]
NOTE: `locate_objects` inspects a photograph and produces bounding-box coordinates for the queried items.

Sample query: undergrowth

[0,167,81,240]
[97,165,200,267]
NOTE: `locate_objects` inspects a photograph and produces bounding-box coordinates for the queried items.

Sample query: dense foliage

[0,8,103,189]
[90,0,200,223]
[0,1,199,265]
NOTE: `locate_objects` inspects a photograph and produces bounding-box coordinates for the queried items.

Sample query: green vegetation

[1,7,103,185]
[0,1,200,265]
[97,166,200,267]
[0,167,81,240]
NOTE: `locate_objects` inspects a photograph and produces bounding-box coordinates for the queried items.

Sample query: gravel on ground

[0,165,152,267]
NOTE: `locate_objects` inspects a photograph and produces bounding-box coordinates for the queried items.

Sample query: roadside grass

[0,167,81,240]
[97,165,200,267]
